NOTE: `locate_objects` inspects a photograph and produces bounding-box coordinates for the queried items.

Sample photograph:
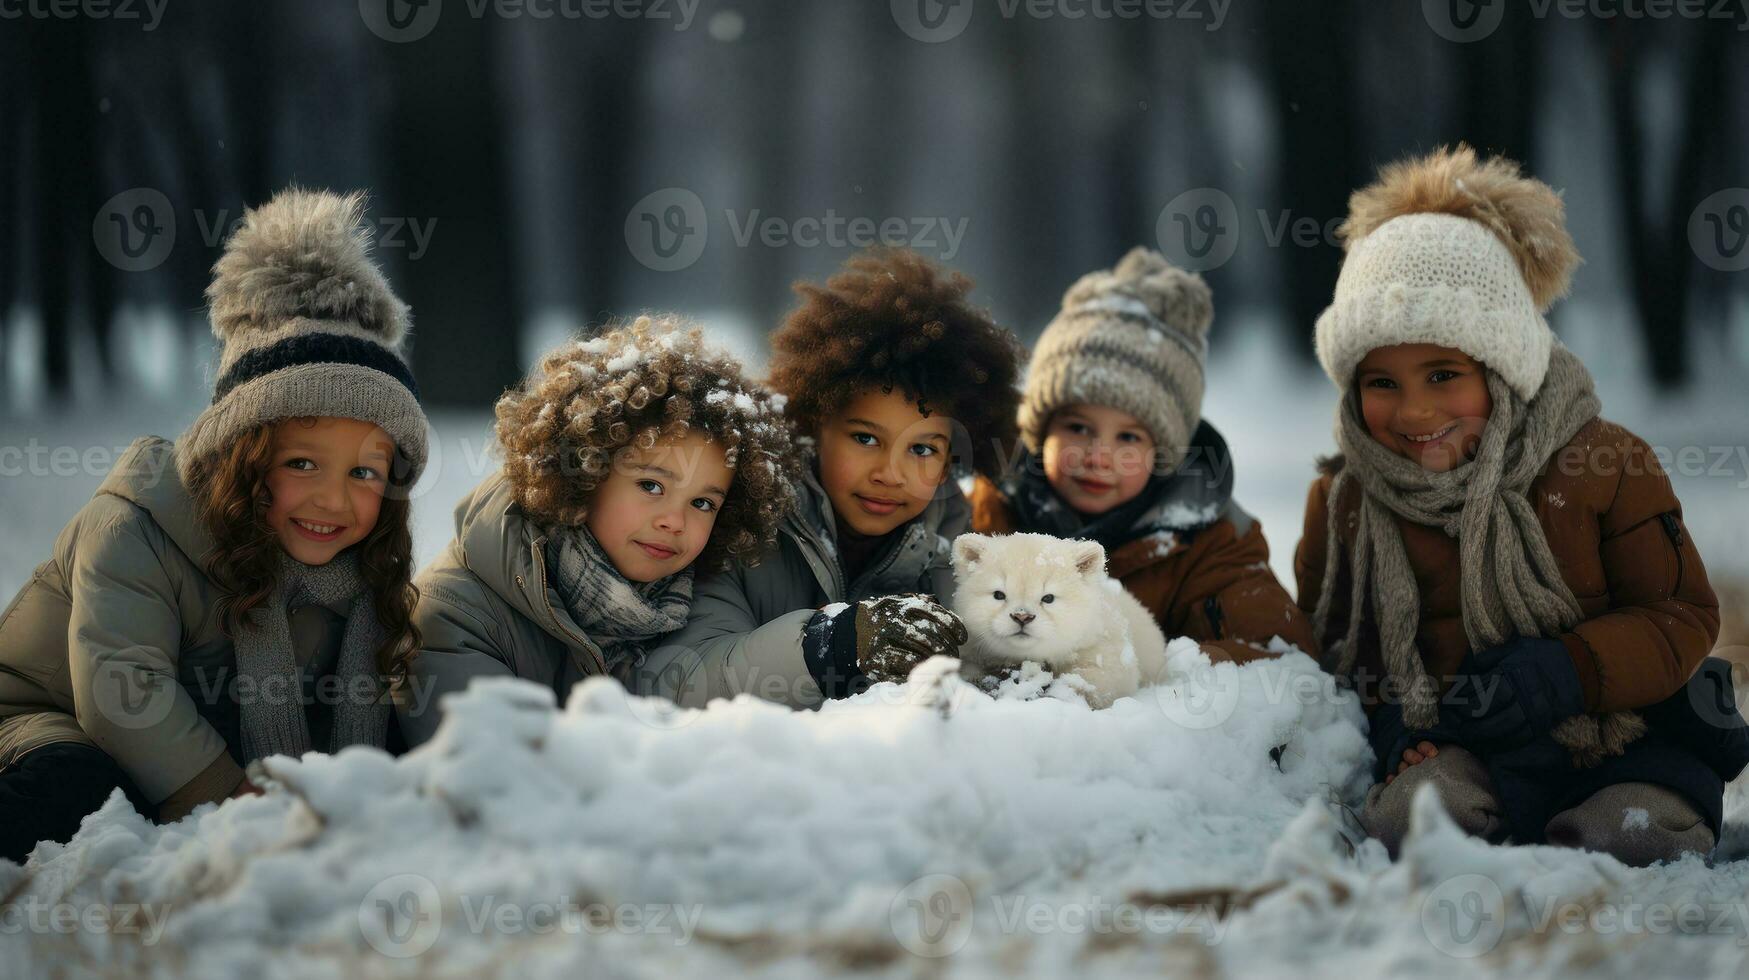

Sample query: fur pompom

[205,188,410,345]
[1337,144,1580,311]
[1062,246,1213,338]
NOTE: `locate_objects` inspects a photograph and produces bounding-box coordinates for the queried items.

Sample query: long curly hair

[186,421,421,680]
[767,247,1026,480]
[494,314,797,571]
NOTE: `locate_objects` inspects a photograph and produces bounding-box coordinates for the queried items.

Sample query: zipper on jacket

[1659,512,1686,595]
[786,519,846,604]
[528,541,610,677]
[1203,596,1226,641]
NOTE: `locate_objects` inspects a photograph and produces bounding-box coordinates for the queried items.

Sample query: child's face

[1041,404,1157,515]
[1356,343,1493,472]
[585,431,733,583]
[816,387,953,537]
[264,417,394,565]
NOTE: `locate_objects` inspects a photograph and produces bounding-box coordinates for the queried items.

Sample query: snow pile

[1209,788,1749,979]
[2,646,1371,976]
[6,645,1748,978]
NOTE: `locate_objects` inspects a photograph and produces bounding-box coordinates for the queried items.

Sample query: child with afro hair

[397,315,797,745]
[651,248,1027,708]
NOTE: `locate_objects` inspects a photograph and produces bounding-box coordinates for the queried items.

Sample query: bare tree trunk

[1603,20,1726,388]
[381,19,522,407]
[1264,0,1363,353]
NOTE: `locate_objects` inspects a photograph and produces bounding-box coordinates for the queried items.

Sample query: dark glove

[1439,636,1587,753]
[802,595,969,698]
[1366,700,1462,783]
[1367,701,1417,783]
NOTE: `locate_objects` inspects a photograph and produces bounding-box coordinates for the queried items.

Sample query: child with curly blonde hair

[397,316,796,745]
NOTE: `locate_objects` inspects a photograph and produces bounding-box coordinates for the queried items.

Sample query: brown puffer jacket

[1294,418,1720,714]
[968,476,1319,665]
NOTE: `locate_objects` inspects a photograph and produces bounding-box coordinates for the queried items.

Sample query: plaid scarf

[544,524,693,673]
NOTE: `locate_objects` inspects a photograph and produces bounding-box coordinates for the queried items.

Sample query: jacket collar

[99,437,216,566]
[785,453,970,602]
[449,471,604,663]
[1001,421,1236,541]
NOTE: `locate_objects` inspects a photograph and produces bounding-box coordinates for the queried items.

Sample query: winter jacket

[0,437,355,820]
[645,459,969,709]
[1295,418,1720,716]
[969,424,1319,664]
[397,471,615,748]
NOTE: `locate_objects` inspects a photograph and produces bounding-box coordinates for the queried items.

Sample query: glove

[1439,636,1587,753]
[1366,701,1461,784]
[803,594,969,698]
[1367,701,1417,784]
[848,594,969,682]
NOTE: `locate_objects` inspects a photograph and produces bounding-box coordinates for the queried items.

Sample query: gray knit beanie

[177,188,429,490]
[1017,246,1212,457]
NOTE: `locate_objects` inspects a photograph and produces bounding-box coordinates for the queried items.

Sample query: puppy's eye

[993,591,1005,601]
[1041,594,1054,604]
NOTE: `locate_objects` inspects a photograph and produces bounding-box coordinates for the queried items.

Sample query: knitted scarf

[544,524,693,674]
[234,550,389,763]
[1312,345,1645,767]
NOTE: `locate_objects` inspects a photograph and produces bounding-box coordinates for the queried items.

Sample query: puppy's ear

[952,533,989,569]
[1070,539,1106,577]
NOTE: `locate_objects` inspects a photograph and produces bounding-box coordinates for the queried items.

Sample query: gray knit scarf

[545,525,693,674]
[1312,345,1645,767]
[234,550,390,763]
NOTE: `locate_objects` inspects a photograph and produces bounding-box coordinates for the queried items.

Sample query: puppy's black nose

[1010,610,1035,626]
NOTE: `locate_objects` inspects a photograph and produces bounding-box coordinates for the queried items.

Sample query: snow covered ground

[3,646,1747,977]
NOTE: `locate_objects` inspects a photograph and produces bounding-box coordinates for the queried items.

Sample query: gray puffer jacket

[0,437,353,820]
[397,471,613,747]
[640,463,968,709]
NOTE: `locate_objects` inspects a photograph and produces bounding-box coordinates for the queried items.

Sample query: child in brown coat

[1295,145,1747,865]
[970,247,1318,665]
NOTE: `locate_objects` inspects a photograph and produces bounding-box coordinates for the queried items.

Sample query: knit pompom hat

[1017,246,1212,457]
[1314,144,1582,401]
[178,189,429,490]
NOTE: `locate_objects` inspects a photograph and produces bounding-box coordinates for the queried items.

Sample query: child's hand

[1382,741,1440,785]
[228,779,264,800]
[852,594,969,682]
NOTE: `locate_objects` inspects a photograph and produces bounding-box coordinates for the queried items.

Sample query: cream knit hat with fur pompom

[1315,144,1582,401]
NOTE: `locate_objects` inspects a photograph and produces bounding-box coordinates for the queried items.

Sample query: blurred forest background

[2,0,1746,408]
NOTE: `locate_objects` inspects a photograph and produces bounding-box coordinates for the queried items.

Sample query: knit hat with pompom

[1018,246,1213,459]
[178,188,429,490]
[1315,143,1582,401]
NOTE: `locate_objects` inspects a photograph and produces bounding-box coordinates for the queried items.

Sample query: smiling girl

[1296,146,1745,865]
[0,190,428,860]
